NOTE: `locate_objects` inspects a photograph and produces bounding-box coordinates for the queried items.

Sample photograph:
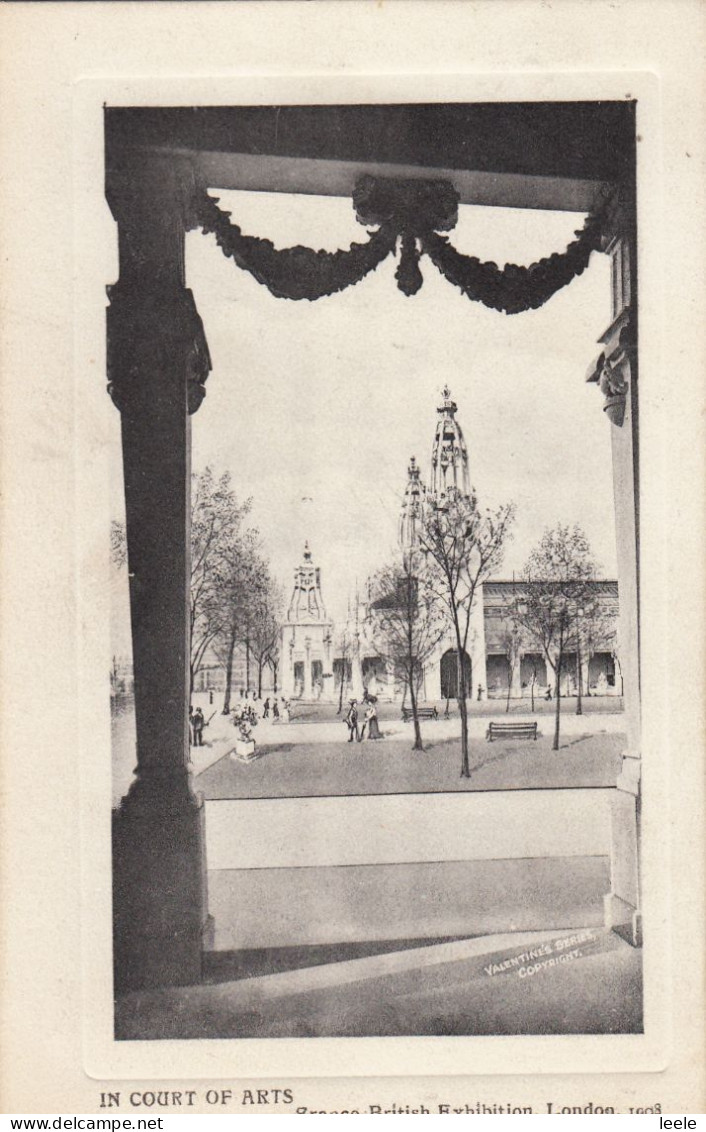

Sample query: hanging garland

[196,191,398,301]
[420,212,605,314]
[195,176,608,313]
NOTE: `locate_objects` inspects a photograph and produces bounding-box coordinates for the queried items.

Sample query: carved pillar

[303,636,313,699]
[107,153,213,990]
[280,627,294,697]
[351,633,365,701]
[587,187,641,946]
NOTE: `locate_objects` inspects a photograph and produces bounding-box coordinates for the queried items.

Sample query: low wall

[205,789,613,951]
[204,789,611,870]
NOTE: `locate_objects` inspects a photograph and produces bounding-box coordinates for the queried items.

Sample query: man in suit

[192,707,206,746]
[344,700,360,743]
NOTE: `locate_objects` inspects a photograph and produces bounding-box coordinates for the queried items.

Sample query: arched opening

[560,652,578,696]
[589,651,617,694]
[520,653,547,695]
[362,655,385,696]
[486,654,508,698]
[311,658,324,699]
[332,657,351,691]
[440,648,471,700]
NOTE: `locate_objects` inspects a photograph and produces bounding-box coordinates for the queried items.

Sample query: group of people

[343,698,383,743]
[261,696,292,723]
[233,691,292,725]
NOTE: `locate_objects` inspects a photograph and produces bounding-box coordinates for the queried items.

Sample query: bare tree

[248,570,284,698]
[499,619,523,713]
[419,490,515,777]
[513,524,599,750]
[190,467,252,697]
[211,529,261,714]
[334,628,353,715]
[368,549,445,751]
[115,469,268,704]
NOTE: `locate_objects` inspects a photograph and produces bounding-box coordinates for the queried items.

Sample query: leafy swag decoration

[196,175,607,314]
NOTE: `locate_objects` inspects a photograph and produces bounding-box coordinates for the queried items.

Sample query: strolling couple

[344,698,383,743]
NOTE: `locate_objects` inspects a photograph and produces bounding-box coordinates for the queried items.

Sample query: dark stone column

[587,188,641,948]
[107,153,213,992]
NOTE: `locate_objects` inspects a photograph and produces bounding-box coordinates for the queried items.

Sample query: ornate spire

[287,542,328,622]
[399,455,426,551]
[430,385,470,501]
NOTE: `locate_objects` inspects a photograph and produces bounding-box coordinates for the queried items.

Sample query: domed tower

[287,541,328,622]
[281,542,334,701]
[430,385,470,502]
[399,455,426,553]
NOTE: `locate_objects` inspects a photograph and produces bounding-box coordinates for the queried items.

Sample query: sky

[110,186,617,635]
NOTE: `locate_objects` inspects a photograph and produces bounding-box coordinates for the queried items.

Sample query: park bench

[402,706,438,722]
[485,721,538,742]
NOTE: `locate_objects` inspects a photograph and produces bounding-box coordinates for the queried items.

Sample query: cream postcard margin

[1,0,704,1115]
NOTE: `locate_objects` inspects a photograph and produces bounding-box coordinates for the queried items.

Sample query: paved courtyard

[196,729,623,799]
[112,691,625,804]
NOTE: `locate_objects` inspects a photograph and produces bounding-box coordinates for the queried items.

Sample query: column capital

[107,283,210,416]
[106,150,211,414]
[106,151,204,267]
[597,183,636,252]
[585,306,636,427]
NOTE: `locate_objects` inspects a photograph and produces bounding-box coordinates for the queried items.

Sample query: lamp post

[575,606,584,716]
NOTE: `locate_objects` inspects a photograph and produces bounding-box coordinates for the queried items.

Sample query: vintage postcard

[1,0,704,1116]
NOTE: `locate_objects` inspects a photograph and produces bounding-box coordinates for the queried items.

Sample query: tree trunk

[222,629,237,714]
[446,632,471,776]
[505,660,512,713]
[337,661,345,714]
[257,658,263,697]
[530,671,536,713]
[459,692,470,776]
[245,637,250,692]
[405,587,423,750]
[272,660,278,694]
[409,668,423,751]
[553,647,562,751]
[575,638,583,715]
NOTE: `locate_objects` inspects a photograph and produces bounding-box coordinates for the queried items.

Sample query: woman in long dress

[365,702,383,740]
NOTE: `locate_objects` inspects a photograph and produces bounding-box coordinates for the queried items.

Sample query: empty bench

[402,706,439,722]
[486,721,538,742]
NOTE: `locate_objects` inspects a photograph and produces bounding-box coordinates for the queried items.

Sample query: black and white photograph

[107,100,643,1041]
